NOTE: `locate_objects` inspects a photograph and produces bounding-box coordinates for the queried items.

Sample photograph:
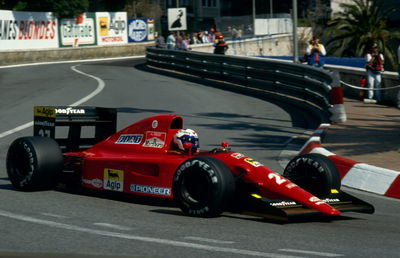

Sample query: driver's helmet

[174,129,200,153]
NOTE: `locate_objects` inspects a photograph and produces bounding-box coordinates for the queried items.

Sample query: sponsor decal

[116,134,143,144]
[103,168,124,192]
[55,108,85,115]
[270,201,297,207]
[34,106,56,118]
[151,120,158,129]
[130,184,171,196]
[231,153,245,159]
[244,158,263,167]
[82,178,103,188]
[143,131,166,148]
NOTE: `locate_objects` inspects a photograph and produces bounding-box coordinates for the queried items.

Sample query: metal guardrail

[146,47,335,123]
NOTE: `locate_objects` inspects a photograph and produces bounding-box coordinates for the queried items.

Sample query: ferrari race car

[6,106,374,220]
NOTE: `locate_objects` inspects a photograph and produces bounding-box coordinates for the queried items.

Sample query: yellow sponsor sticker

[34,106,56,118]
[103,168,124,192]
[244,158,263,167]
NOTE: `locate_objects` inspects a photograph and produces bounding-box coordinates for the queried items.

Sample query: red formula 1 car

[6,107,374,220]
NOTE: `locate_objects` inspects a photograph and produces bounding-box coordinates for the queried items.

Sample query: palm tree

[324,0,400,69]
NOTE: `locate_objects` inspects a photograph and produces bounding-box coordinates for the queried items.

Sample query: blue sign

[128,18,149,42]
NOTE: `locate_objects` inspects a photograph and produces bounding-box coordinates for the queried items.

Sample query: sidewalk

[323,98,400,171]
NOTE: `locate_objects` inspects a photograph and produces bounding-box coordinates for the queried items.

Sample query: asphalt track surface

[0,57,399,258]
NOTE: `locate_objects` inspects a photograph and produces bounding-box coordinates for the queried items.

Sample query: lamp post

[292,0,298,63]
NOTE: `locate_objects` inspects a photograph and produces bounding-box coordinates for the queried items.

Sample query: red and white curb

[299,124,400,199]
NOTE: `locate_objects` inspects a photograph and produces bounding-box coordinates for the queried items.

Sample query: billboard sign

[96,12,128,45]
[0,10,58,50]
[128,18,154,42]
[59,13,97,48]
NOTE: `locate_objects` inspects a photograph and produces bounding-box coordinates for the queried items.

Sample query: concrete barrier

[0,42,153,66]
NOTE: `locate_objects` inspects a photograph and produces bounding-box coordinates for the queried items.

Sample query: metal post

[270,0,273,18]
[176,0,179,8]
[292,0,298,63]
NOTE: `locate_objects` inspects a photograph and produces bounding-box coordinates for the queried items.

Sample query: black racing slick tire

[173,156,235,217]
[283,153,341,197]
[6,136,63,191]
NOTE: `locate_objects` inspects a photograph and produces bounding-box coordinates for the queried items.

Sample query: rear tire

[283,153,340,196]
[6,136,63,191]
[173,156,235,217]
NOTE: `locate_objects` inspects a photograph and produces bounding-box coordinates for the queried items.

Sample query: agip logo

[99,17,108,36]
[103,168,124,192]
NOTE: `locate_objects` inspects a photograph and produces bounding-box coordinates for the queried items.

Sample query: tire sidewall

[7,137,63,191]
[283,153,341,196]
[173,156,235,217]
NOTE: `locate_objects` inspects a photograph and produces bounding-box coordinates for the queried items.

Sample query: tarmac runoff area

[298,98,400,199]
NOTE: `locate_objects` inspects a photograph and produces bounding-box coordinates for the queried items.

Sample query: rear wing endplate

[33,106,117,152]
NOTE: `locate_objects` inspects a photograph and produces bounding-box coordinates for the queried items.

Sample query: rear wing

[33,106,117,152]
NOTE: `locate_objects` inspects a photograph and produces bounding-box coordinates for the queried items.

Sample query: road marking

[0,65,105,139]
[184,236,235,244]
[93,222,133,231]
[279,249,344,257]
[41,213,68,219]
[0,209,305,258]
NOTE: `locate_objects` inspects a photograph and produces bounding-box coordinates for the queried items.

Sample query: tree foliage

[1,0,89,17]
[324,0,399,68]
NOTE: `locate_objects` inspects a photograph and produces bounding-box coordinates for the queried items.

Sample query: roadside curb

[299,124,400,199]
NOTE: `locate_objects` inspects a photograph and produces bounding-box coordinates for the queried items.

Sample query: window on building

[202,0,216,7]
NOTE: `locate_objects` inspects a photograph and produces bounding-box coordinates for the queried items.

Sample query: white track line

[0,209,304,258]
[0,65,105,139]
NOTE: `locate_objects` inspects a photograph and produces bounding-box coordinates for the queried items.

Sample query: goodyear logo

[34,106,56,118]
[103,168,124,192]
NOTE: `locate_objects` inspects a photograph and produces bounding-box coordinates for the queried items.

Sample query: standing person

[213,35,228,55]
[306,36,326,68]
[166,32,176,49]
[154,32,165,48]
[365,43,384,103]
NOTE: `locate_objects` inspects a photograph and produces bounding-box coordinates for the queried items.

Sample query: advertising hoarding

[59,13,97,48]
[0,10,58,50]
[127,18,154,42]
[96,12,128,45]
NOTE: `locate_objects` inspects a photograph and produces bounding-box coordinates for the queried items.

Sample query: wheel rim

[180,166,213,205]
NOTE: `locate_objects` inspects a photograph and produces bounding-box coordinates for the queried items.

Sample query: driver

[174,129,200,153]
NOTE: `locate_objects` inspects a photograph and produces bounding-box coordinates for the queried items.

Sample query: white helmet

[174,129,200,153]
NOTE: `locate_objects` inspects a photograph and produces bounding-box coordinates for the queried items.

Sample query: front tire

[283,153,341,196]
[173,156,235,217]
[6,136,63,191]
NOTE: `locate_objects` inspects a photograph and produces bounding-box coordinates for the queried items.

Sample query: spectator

[364,43,384,103]
[208,28,216,43]
[154,32,165,48]
[213,35,228,55]
[202,31,210,43]
[306,36,326,68]
[166,32,176,49]
[180,34,191,51]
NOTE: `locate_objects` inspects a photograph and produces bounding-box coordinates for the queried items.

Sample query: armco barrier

[146,47,341,124]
